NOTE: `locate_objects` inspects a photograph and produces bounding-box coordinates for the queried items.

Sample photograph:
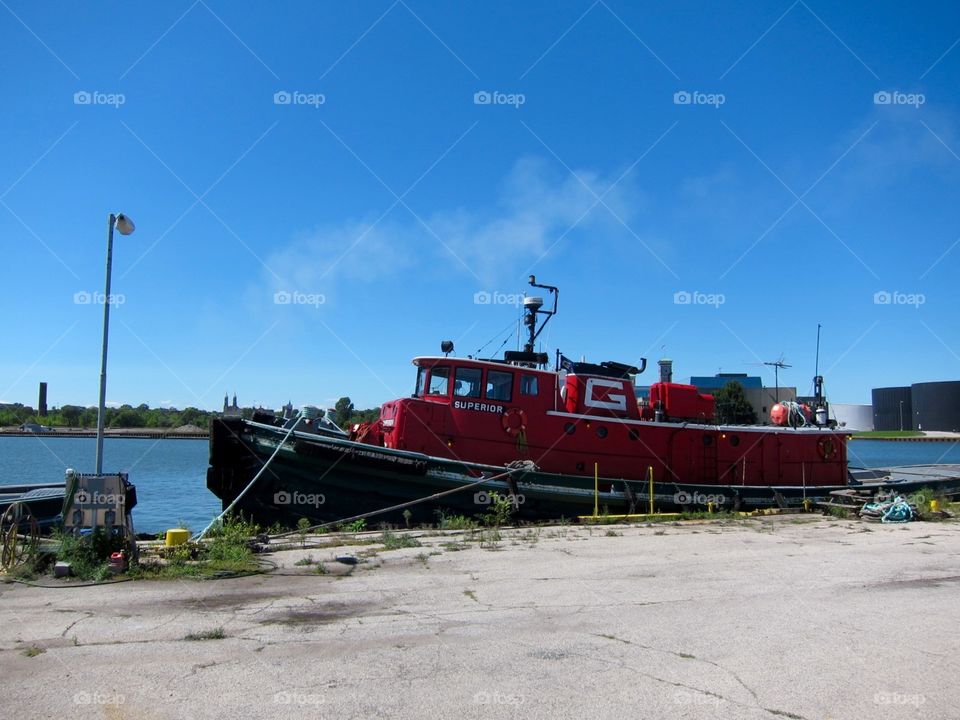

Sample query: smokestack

[38,382,48,417]
[658,359,673,384]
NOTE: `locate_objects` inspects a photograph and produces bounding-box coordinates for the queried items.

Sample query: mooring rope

[270,469,517,539]
[193,411,305,541]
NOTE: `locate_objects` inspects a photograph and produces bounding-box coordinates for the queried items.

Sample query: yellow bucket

[930,499,941,513]
[165,528,190,547]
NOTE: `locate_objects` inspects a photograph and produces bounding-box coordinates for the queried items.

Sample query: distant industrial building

[689,373,796,424]
[872,387,913,431]
[872,382,960,432]
[689,373,762,391]
[912,382,960,432]
[829,403,873,431]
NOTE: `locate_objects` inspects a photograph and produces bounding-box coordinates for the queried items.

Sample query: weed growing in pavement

[184,627,226,641]
[434,510,478,531]
[379,529,422,550]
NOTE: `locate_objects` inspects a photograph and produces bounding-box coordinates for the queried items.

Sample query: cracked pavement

[2,516,959,719]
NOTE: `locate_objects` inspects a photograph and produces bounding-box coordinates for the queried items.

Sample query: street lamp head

[114,213,135,235]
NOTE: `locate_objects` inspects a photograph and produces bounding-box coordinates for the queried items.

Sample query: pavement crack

[592,633,800,716]
[59,611,94,638]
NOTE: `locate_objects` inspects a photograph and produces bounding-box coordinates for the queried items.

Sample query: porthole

[730,435,740,447]
[597,426,608,439]
[703,434,714,446]
[564,423,576,435]
[628,430,639,441]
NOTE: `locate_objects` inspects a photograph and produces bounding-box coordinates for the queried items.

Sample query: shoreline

[850,436,960,442]
[0,428,208,439]
[851,431,960,442]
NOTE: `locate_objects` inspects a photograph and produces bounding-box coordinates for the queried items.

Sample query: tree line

[0,397,382,431]
[0,403,217,429]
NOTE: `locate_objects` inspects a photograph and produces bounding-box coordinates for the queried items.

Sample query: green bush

[54,528,127,581]
[204,515,259,569]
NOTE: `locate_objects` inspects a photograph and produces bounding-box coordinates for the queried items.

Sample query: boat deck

[850,464,960,485]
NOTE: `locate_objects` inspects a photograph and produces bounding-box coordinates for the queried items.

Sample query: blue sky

[2,0,960,411]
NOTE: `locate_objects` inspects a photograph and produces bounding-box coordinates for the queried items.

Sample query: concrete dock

[3,515,958,719]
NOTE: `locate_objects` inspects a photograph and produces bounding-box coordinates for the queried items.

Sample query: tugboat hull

[207,418,960,528]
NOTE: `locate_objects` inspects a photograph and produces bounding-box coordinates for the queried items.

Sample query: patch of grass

[297,517,311,547]
[315,562,328,575]
[518,528,541,544]
[22,645,45,657]
[294,555,316,566]
[677,510,739,521]
[54,528,126,582]
[339,519,367,533]
[206,515,259,564]
[127,515,261,580]
[9,550,55,580]
[477,528,502,549]
[604,529,622,537]
[440,541,468,552]
[434,511,477,531]
[184,627,226,641]
[596,507,619,525]
[904,487,954,519]
[378,529,422,550]
[481,493,516,528]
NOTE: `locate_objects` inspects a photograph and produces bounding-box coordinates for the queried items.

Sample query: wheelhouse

[412,356,553,410]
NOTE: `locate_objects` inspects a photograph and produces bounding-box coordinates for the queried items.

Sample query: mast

[504,275,558,368]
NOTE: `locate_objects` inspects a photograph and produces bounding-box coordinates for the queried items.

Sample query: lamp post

[95,213,135,475]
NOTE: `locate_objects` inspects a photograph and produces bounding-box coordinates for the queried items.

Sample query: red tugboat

[207,277,948,528]
[352,276,844,487]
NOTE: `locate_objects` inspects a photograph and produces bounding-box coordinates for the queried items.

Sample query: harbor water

[0,436,218,534]
[846,438,960,468]
[1,436,959,533]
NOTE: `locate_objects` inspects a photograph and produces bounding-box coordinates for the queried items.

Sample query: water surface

[0,436,219,534]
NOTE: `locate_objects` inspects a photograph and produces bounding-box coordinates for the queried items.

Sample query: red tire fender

[501,408,527,437]
[817,436,837,460]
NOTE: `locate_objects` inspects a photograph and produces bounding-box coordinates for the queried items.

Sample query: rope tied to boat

[193,411,306,541]
[270,467,522,539]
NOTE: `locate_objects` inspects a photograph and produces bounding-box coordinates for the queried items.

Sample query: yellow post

[593,462,599,517]
[648,465,654,514]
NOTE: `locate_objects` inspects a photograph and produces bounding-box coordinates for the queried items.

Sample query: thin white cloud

[260,156,646,293]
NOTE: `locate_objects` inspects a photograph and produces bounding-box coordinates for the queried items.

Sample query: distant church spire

[223,392,241,418]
